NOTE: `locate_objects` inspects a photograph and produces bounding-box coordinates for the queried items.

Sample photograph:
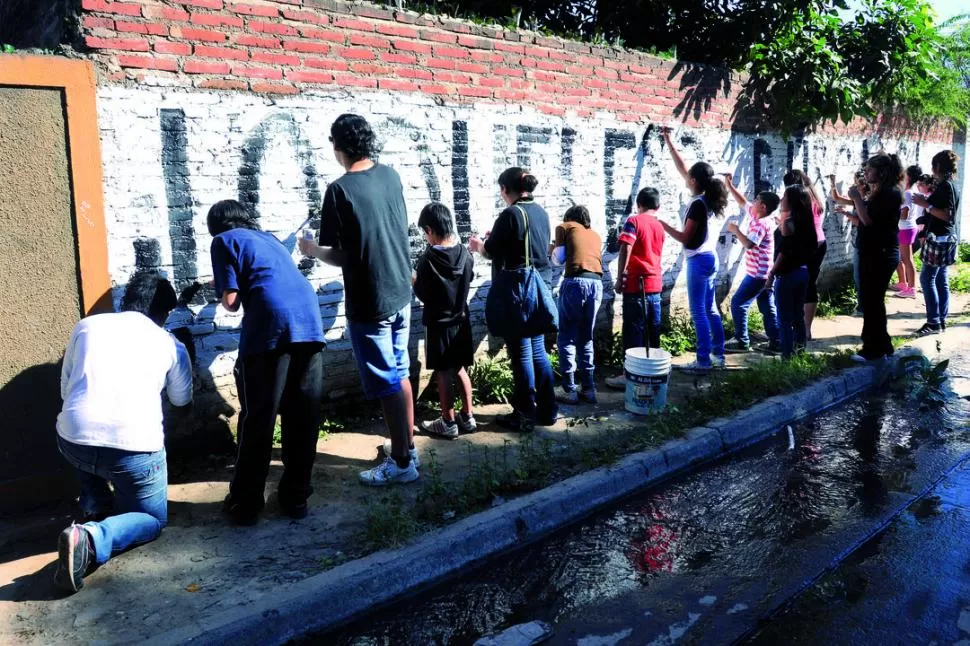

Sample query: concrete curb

[150,363,884,646]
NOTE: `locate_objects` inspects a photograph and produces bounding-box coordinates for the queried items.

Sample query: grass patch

[661,309,697,357]
[595,331,625,370]
[949,263,970,294]
[469,355,515,405]
[817,282,858,318]
[361,492,420,551]
[959,242,970,264]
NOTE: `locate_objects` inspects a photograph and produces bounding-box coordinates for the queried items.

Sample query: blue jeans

[507,335,558,423]
[348,304,411,399]
[557,277,603,392]
[920,263,950,326]
[57,436,167,566]
[730,275,779,346]
[774,267,809,359]
[686,252,725,364]
[623,292,662,350]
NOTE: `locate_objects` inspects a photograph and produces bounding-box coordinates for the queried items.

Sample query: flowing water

[320,360,970,645]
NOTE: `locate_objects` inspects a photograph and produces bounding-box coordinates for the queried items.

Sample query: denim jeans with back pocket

[57,436,168,565]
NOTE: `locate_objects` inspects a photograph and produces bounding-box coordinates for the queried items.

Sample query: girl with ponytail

[660,129,727,372]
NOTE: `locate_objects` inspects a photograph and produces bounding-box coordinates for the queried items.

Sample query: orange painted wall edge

[0,55,112,315]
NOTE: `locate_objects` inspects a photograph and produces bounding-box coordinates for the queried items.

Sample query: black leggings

[805,241,827,304]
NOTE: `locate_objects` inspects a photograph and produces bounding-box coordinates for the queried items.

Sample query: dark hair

[783,168,811,189]
[564,205,591,228]
[636,187,661,211]
[866,153,903,189]
[918,173,935,187]
[330,113,378,162]
[905,164,922,188]
[688,162,727,215]
[783,185,818,247]
[122,272,177,325]
[931,150,958,179]
[498,166,539,195]
[756,191,781,215]
[417,201,455,239]
[207,199,260,237]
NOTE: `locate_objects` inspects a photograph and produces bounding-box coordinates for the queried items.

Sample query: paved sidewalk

[1,291,966,644]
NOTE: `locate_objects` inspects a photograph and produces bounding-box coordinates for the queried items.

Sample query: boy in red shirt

[607,187,666,389]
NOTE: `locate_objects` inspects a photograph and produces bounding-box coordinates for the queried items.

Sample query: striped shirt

[743,208,776,279]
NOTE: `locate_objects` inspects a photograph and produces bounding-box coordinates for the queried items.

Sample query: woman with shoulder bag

[913,150,961,336]
[469,167,558,432]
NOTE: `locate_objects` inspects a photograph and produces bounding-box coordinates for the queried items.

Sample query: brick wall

[74,0,965,414]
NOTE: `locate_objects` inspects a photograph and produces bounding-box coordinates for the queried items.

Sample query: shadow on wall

[669,62,733,123]
[0,361,75,516]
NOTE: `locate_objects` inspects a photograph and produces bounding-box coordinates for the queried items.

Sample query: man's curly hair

[330,114,378,161]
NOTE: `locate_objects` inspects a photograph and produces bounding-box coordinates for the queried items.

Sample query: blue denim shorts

[348,304,411,399]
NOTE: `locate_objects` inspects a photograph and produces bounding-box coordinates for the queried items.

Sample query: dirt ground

[1,292,966,644]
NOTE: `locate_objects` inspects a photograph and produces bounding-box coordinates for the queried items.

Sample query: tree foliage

[395,0,970,134]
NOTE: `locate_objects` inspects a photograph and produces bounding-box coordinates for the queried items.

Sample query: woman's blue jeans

[920,263,950,326]
[774,267,809,359]
[686,252,725,364]
[506,335,558,423]
[58,436,168,565]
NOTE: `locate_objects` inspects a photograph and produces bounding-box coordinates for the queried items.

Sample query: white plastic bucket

[624,347,672,415]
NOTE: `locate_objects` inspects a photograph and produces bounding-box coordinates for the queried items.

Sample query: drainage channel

[318,362,970,645]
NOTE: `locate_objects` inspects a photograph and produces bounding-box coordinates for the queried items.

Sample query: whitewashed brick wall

[96,85,957,403]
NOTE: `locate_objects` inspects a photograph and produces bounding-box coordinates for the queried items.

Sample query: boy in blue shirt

[209,200,325,524]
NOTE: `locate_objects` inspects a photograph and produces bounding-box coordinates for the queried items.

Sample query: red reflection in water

[628,505,680,574]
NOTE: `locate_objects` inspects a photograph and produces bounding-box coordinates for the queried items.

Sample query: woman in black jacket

[848,153,904,361]
[469,167,557,432]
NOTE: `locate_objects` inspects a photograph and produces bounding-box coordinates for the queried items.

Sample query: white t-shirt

[900,189,921,230]
[57,311,193,453]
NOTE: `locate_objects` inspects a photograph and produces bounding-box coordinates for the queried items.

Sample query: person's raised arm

[663,129,689,181]
[828,174,854,206]
[848,185,871,226]
[722,173,748,208]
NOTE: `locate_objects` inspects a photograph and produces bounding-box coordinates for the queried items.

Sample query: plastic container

[624,347,672,415]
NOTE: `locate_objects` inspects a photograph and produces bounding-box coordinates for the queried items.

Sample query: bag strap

[514,205,531,268]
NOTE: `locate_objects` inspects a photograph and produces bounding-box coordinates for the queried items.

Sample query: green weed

[661,309,697,357]
[272,419,282,445]
[469,355,515,405]
[894,356,950,410]
[817,282,858,318]
[949,264,970,294]
[594,331,625,369]
[360,492,420,551]
[959,243,970,264]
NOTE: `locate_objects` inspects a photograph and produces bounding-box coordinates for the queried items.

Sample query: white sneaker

[555,387,579,404]
[456,412,477,434]
[605,375,627,390]
[359,456,419,486]
[420,417,459,439]
[711,355,726,369]
[382,441,421,469]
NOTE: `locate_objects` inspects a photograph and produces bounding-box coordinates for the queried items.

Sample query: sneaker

[420,417,460,439]
[54,524,92,594]
[723,339,750,354]
[895,288,916,299]
[222,494,262,526]
[359,456,419,486]
[495,411,535,432]
[580,389,598,405]
[711,355,726,368]
[555,387,579,405]
[889,282,903,292]
[677,360,713,373]
[604,375,627,391]
[914,323,941,337]
[382,441,421,469]
[942,320,948,332]
[536,412,561,427]
[757,341,782,355]
[456,412,477,434]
